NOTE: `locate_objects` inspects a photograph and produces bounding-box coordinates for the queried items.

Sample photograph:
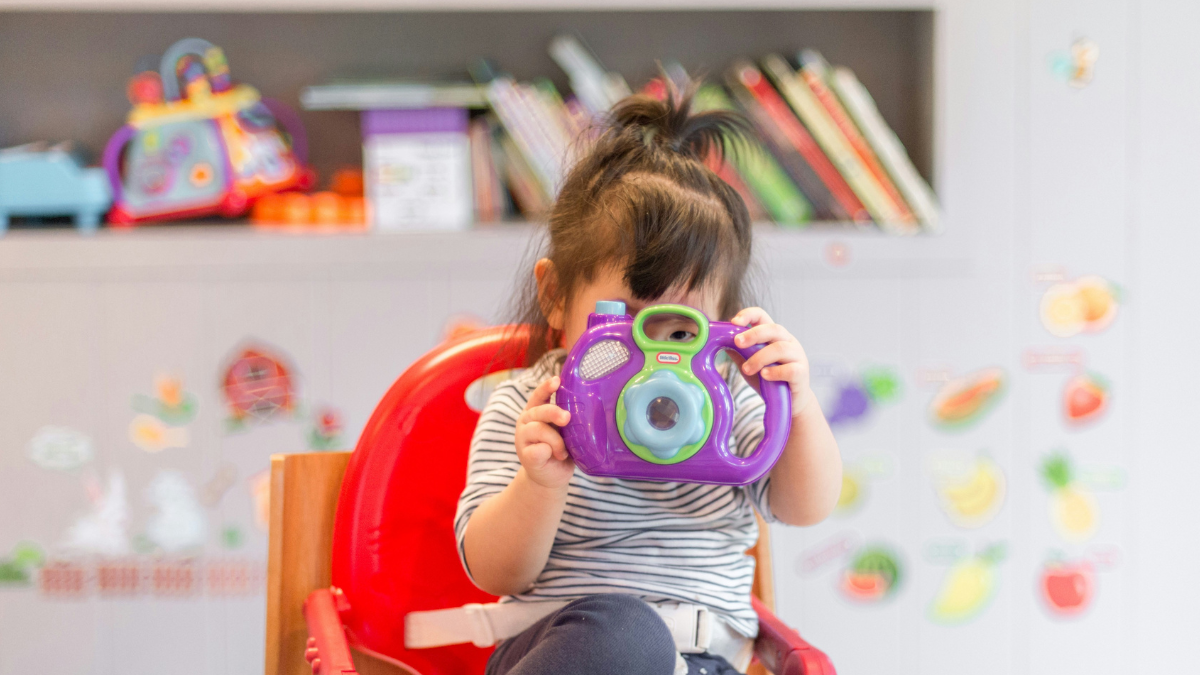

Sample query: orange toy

[252,168,366,230]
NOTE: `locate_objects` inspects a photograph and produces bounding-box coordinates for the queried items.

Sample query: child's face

[552,263,722,352]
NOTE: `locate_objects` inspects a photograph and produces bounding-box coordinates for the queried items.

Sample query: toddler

[455,83,842,675]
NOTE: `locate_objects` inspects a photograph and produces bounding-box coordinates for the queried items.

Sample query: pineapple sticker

[1041,451,1098,542]
[929,542,1006,625]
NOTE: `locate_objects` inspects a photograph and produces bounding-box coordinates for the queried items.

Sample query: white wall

[1,0,1198,673]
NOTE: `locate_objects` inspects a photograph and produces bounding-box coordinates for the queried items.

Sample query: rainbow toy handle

[557,302,791,485]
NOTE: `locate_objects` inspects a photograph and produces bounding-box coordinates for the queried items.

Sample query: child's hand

[730,307,815,417]
[515,376,575,489]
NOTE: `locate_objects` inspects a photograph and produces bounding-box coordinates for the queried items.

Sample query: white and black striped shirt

[454,350,775,638]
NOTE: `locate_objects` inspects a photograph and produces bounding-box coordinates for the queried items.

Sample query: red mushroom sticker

[222,345,297,429]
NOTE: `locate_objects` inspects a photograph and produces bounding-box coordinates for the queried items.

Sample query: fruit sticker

[813,363,902,429]
[1039,555,1095,618]
[929,542,1006,625]
[838,545,903,603]
[1039,276,1120,338]
[1041,452,1098,543]
[931,452,1006,529]
[0,542,45,587]
[130,374,198,425]
[929,367,1006,430]
[836,453,896,516]
[1063,372,1110,426]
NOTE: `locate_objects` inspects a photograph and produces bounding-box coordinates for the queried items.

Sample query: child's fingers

[518,422,568,459]
[741,341,801,376]
[525,376,561,408]
[731,307,773,327]
[735,323,792,348]
[521,442,553,466]
[761,362,806,383]
[520,403,571,427]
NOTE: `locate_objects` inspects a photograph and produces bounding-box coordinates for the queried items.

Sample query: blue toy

[0,142,112,234]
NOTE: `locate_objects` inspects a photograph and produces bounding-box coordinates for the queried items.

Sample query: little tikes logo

[656,352,681,364]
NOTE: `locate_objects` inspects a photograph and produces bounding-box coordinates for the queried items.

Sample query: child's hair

[512,79,756,364]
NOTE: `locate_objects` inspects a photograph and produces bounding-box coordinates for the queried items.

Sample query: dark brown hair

[510,79,756,364]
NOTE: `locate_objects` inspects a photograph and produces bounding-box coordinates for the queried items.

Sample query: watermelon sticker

[929,367,1006,430]
[838,545,903,603]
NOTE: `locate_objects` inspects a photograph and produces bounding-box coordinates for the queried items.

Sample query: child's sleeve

[453,378,528,580]
[726,366,779,524]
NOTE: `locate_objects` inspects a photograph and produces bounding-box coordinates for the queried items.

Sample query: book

[797,50,917,230]
[761,54,913,234]
[498,132,551,218]
[300,81,489,110]
[469,116,506,223]
[826,64,941,232]
[728,61,866,222]
[692,84,812,226]
[549,34,632,116]
[708,154,770,223]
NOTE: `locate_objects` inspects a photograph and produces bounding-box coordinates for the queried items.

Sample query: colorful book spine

[485,76,561,197]
[829,66,941,232]
[725,69,837,220]
[498,133,551,218]
[693,84,812,226]
[729,61,869,223]
[761,54,913,234]
[797,50,917,231]
[469,116,507,223]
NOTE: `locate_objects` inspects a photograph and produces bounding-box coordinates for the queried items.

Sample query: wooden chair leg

[265,452,352,675]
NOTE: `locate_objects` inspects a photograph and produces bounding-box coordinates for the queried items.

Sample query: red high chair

[265,326,834,675]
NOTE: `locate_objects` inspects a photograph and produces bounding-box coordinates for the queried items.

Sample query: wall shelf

[0,223,971,282]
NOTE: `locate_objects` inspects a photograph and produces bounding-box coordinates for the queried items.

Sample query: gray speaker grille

[577,340,630,380]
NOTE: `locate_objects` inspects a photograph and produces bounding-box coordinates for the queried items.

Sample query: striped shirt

[454,349,775,638]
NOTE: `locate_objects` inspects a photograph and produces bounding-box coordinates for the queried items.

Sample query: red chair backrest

[331,326,528,675]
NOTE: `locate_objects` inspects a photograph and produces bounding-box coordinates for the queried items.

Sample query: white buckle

[657,603,712,654]
[463,603,496,648]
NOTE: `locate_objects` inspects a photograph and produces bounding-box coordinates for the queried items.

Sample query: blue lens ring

[622,370,706,460]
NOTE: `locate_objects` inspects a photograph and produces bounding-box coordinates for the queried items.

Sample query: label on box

[364,132,472,230]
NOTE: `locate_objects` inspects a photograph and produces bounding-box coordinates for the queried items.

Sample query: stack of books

[301,38,939,233]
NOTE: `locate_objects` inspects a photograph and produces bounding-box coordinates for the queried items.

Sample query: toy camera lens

[647,396,680,430]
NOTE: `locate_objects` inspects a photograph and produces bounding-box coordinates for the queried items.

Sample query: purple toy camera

[556,302,791,485]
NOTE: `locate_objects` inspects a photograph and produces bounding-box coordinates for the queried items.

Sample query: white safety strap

[405,601,714,653]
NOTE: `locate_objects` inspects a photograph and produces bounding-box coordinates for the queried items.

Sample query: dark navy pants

[485,594,741,675]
